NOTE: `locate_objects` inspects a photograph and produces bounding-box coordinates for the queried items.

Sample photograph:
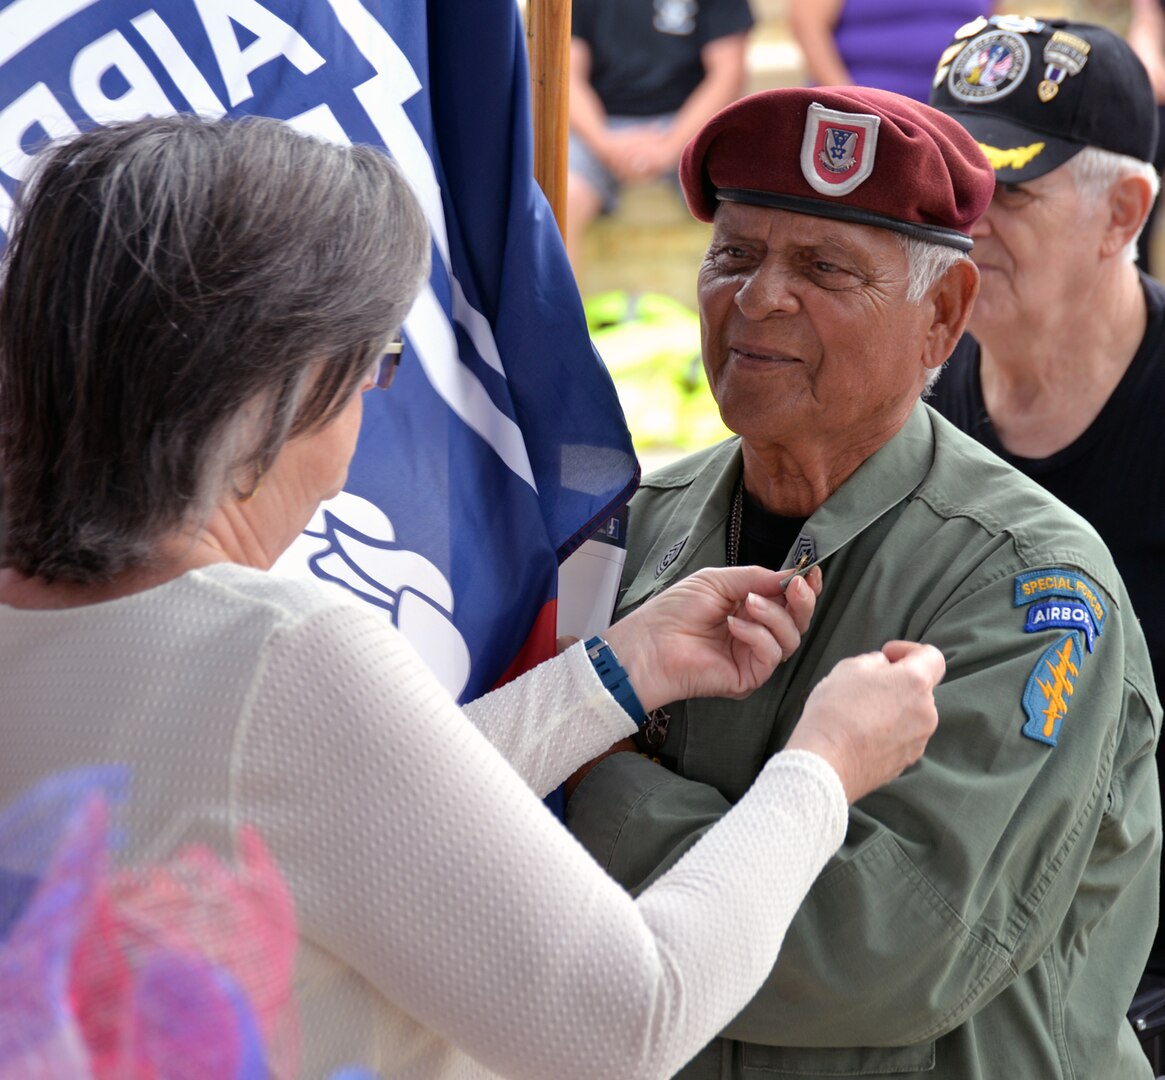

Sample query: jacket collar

[623,401,936,609]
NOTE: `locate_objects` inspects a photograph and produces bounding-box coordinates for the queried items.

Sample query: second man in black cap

[929,12,1165,995]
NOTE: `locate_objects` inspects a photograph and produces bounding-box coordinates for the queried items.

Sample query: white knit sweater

[0,562,846,1080]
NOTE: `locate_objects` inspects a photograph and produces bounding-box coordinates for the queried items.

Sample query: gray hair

[0,114,431,583]
[899,234,969,304]
[1063,145,1161,263]
[896,234,971,390]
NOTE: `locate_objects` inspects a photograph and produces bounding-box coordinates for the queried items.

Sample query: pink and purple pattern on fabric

[0,768,371,1080]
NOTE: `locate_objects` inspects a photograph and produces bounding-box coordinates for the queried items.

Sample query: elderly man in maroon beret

[566,85,1160,1079]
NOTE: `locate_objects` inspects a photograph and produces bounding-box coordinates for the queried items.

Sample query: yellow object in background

[584,291,731,453]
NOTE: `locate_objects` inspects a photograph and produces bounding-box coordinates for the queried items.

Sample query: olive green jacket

[568,402,1161,1079]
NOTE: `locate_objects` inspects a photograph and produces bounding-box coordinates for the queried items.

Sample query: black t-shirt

[928,272,1165,967]
[572,0,754,117]
[737,486,805,572]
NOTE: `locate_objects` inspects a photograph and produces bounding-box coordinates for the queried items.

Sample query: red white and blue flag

[0,1,638,714]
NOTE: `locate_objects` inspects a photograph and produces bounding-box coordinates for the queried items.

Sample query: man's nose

[734,259,799,319]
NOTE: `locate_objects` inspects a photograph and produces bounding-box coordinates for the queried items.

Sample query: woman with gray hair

[0,114,942,1080]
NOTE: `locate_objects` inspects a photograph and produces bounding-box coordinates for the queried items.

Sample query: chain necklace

[726,476,744,567]
[726,475,816,578]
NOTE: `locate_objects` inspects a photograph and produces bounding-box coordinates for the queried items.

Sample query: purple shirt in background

[833,0,986,102]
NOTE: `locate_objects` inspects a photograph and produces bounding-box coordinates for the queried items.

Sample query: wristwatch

[584,636,647,726]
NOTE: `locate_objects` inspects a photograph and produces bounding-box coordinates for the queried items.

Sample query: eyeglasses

[375,337,404,390]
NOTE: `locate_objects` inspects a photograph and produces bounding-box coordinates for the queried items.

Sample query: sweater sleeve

[233,601,848,1080]
[461,641,636,795]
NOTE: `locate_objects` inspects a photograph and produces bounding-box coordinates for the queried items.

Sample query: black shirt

[737,485,805,571]
[572,0,754,117]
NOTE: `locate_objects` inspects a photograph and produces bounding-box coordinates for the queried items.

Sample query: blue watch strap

[584,636,647,727]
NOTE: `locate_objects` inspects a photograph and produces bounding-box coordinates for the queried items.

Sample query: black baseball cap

[928,14,1157,182]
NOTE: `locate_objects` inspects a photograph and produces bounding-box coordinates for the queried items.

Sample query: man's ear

[921,257,979,373]
[1101,173,1155,259]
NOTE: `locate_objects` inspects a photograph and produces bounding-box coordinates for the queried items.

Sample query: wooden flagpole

[526,0,571,237]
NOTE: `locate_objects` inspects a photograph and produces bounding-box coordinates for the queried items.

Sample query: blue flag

[0,0,638,708]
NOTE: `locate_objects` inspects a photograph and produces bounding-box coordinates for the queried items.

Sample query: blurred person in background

[565,0,753,275]
[789,0,991,103]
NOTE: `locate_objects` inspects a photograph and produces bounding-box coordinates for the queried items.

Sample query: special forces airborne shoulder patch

[1013,568,1107,747]
[1020,633,1083,747]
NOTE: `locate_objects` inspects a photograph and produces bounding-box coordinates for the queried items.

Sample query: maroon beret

[679,86,995,251]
